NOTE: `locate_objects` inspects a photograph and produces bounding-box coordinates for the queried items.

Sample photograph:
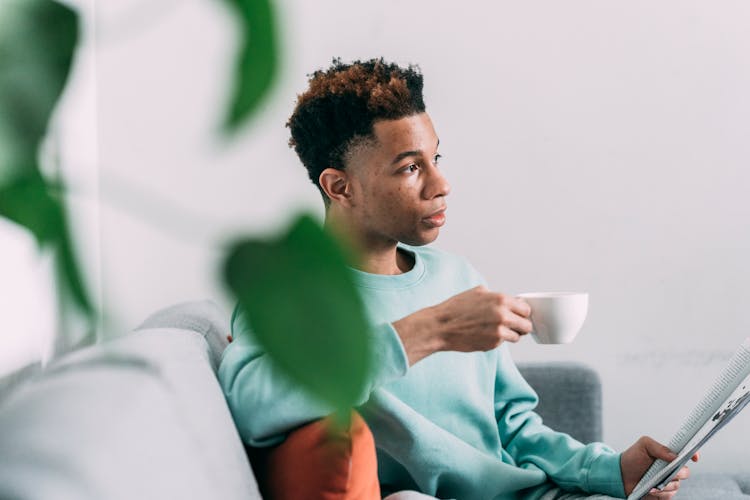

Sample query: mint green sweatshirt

[219,245,625,500]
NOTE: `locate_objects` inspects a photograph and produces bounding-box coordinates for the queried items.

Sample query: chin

[400,229,440,247]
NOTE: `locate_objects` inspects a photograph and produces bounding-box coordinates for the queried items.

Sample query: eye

[433,154,442,165]
[404,163,419,173]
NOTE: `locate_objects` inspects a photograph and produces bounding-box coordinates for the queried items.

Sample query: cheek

[378,188,406,209]
[386,189,421,223]
[363,181,420,223]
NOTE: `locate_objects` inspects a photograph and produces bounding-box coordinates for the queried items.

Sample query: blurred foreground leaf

[0,172,93,318]
[0,170,62,244]
[0,0,78,176]
[224,214,371,412]
[221,0,279,132]
[0,1,93,321]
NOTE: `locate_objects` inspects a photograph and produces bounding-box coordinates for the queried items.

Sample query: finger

[500,309,533,335]
[648,487,678,498]
[499,326,521,343]
[643,437,678,462]
[647,488,677,498]
[660,480,681,492]
[509,297,532,317]
[674,466,691,480]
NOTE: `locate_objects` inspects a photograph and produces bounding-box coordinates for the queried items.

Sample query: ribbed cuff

[586,452,626,498]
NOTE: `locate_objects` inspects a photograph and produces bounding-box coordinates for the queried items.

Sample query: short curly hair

[287,58,426,203]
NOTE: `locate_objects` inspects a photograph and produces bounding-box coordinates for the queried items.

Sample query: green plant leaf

[224,213,371,412]
[0,0,79,178]
[0,171,93,317]
[0,1,93,321]
[0,170,62,245]
[221,0,279,133]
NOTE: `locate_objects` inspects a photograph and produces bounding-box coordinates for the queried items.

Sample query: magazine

[628,338,750,500]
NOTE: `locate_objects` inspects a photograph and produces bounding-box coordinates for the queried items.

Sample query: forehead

[371,113,437,155]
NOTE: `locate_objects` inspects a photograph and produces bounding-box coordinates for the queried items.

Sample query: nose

[424,164,451,200]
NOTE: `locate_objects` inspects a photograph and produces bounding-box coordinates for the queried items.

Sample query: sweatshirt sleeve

[493,345,626,498]
[218,305,409,447]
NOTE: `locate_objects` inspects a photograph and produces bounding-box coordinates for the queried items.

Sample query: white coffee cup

[516,292,589,344]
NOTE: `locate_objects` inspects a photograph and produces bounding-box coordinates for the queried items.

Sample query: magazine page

[627,338,750,500]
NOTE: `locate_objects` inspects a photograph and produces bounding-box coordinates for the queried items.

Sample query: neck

[324,215,413,275]
[358,244,414,275]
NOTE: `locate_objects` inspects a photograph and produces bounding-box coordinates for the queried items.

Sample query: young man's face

[344,112,451,248]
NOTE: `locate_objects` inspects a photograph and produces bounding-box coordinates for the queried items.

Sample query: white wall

[0,221,56,374]
[4,0,747,475]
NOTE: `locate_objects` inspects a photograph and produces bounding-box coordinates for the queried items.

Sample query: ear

[319,168,354,207]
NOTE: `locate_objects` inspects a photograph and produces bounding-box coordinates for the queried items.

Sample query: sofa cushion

[250,412,380,500]
[0,327,260,500]
[676,473,750,499]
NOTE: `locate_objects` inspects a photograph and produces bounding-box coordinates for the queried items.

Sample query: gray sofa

[0,301,747,499]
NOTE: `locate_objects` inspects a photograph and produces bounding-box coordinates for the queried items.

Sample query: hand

[621,436,700,499]
[432,286,533,350]
[393,286,533,365]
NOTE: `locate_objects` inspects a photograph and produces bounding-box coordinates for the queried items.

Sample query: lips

[422,208,447,228]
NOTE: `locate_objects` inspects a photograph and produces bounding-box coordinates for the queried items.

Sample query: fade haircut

[287,58,426,204]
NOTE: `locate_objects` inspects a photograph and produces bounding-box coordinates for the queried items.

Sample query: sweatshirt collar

[349,244,426,290]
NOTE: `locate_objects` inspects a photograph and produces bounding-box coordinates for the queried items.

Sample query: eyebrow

[390,138,440,166]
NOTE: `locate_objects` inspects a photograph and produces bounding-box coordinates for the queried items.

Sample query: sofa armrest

[135,300,230,371]
[516,362,603,444]
[0,326,261,500]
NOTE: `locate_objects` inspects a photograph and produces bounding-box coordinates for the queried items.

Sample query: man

[220,58,694,499]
